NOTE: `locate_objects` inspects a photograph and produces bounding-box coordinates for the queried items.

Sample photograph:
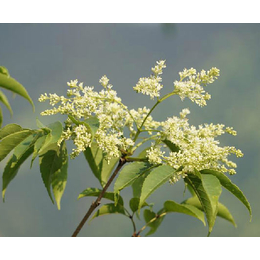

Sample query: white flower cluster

[174,67,220,106]
[133,60,166,99]
[39,60,243,185]
[146,108,243,182]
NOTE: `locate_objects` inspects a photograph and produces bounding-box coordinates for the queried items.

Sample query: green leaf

[51,141,68,210]
[90,203,126,222]
[138,147,151,159]
[0,66,10,77]
[0,73,34,110]
[0,124,23,140]
[39,143,63,204]
[0,129,34,162]
[83,142,119,187]
[0,106,2,127]
[84,116,99,142]
[143,208,165,236]
[185,172,222,234]
[38,121,63,154]
[182,196,236,227]
[138,164,175,212]
[0,89,13,116]
[78,187,124,206]
[2,133,41,200]
[164,200,206,226]
[30,135,47,168]
[114,161,152,194]
[201,169,252,220]
[162,139,180,152]
[129,198,149,213]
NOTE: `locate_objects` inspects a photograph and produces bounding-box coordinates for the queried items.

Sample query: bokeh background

[0,23,259,237]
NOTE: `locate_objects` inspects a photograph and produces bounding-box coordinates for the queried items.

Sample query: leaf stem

[71,156,127,237]
[132,212,167,237]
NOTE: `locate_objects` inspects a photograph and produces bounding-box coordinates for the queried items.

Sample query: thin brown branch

[71,157,127,237]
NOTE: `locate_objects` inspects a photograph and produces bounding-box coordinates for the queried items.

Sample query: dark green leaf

[0,89,13,116]
[139,164,175,212]
[51,141,68,210]
[78,187,124,206]
[0,124,23,140]
[0,73,34,110]
[143,208,165,236]
[185,171,222,234]
[2,133,40,200]
[162,139,180,152]
[0,129,33,162]
[84,116,99,142]
[30,135,47,168]
[39,143,63,204]
[182,196,236,227]
[129,198,149,213]
[90,203,126,222]
[84,142,119,187]
[114,161,152,194]
[201,169,252,220]
[164,200,206,226]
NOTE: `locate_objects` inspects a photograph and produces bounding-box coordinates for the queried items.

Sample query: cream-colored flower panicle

[174,67,220,106]
[133,60,166,99]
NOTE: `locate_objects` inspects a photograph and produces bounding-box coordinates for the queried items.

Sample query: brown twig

[71,157,127,237]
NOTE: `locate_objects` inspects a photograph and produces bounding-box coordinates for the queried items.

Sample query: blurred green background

[0,23,259,237]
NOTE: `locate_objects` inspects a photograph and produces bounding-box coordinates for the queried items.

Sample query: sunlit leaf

[78,187,124,206]
[90,203,126,222]
[138,164,175,212]
[164,200,206,226]
[0,124,23,140]
[201,169,252,220]
[143,208,165,236]
[184,171,222,235]
[0,89,13,116]
[0,73,34,110]
[182,196,236,227]
[0,129,34,162]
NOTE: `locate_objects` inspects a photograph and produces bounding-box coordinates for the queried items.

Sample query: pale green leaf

[185,172,222,234]
[84,142,119,187]
[164,200,206,226]
[0,89,13,116]
[0,129,33,162]
[139,164,175,212]
[90,203,126,222]
[78,187,124,206]
[201,169,252,220]
[0,124,23,140]
[0,66,10,77]
[0,73,34,110]
[182,196,236,227]
[0,106,2,127]
[30,135,47,168]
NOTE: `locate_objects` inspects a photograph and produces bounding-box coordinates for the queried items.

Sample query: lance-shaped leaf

[0,89,13,116]
[0,73,34,110]
[0,106,2,127]
[0,124,23,140]
[30,135,47,168]
[129,198,149,213]
[0,129,34,162]
[201,169,252,220]
[143,208,165,236]
[78,187,124,206]
[51,141,68,210]
[39,143,63,204]
[84,142,119,187]
[2,133,41,200]
[84,116,99,142]
[138,164,175,212]
[90,203,127,222]
[184,172,222,235]
[38,121,63,154]
[164,200,206,226]
[182,196,236,227]
[114,161,152,194]
[0,66,10,77]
